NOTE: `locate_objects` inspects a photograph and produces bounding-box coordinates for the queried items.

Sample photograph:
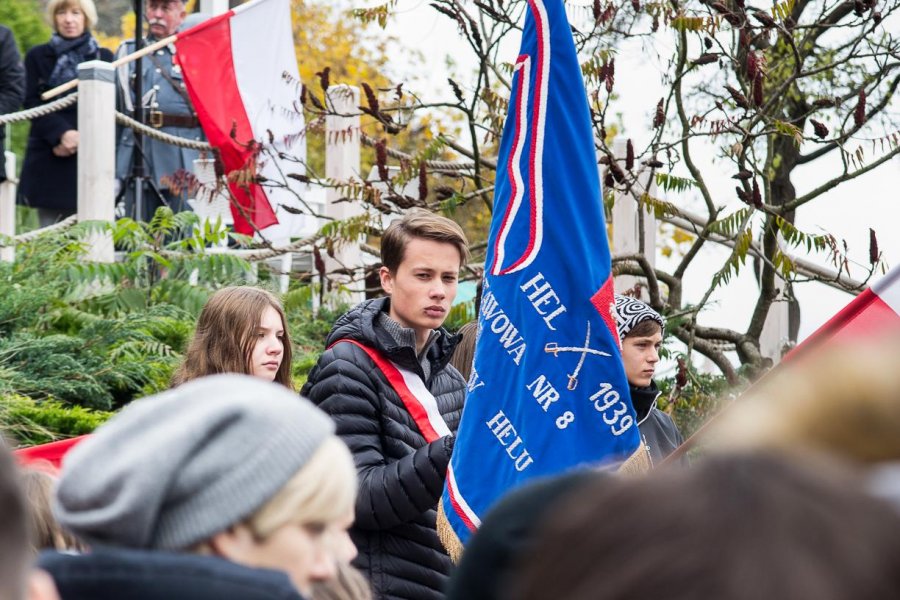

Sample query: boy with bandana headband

[613,295,685,465]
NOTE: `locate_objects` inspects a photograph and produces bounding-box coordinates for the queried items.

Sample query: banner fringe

[437,501,465,564]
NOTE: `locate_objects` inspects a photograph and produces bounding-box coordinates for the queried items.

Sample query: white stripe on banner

[394,363,453,438]
[873,266,900,316]
[447,463,482,528]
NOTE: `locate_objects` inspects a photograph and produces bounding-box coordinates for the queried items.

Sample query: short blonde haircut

[247,436,357,540]
[705,338,900,464]
[48,0,98,32]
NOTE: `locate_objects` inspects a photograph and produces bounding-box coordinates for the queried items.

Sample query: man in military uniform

[115,0,205,221]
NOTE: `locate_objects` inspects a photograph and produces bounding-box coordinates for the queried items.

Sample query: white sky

[345,0,900,347]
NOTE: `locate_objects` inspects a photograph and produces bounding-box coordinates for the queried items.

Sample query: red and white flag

[785,265,900,361]
[175,0,305,235]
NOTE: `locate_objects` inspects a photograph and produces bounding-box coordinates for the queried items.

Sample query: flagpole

[40,35,178,101]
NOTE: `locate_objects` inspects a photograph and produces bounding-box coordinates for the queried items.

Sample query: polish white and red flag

[175,0,305,235]
[784,265,900,361]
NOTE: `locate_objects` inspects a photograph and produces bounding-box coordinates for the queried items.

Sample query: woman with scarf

[19,0,112,227]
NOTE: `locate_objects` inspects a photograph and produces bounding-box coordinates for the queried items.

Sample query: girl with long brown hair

[172,286,293,388]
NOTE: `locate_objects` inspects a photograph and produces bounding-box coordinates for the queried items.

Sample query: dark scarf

[630,380,660,422]
[47,32,100,88]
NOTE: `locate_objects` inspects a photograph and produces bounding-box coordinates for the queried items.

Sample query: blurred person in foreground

[509,452,900,600]
[18,0,112,227]
[705,338,900,464]
[704,338,900,508]
[42,375,357,599]
[0,440,60,600]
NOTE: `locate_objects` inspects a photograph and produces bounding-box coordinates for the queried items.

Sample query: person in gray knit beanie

[54,374,358,596]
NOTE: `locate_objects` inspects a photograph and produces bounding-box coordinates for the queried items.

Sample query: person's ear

[379,266,394,295]
[207,525,255,562]
[27,569,61,600]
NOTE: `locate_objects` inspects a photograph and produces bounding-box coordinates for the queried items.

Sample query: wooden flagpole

[40,35,178,101]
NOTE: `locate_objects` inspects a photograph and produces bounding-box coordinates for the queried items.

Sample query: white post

[759,235,792,363]
[77,61,116,262]
[325,84,364,306]
[760,293,790,363]
[0,151,16,263]
[610,139,656,298]
[199,0,229,15]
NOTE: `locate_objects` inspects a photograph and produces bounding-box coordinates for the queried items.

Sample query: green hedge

[1,394,113,446]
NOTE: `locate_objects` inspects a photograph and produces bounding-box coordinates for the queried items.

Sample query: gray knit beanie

[54,374,335,551]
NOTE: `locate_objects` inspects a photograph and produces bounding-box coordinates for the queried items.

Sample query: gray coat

[115,38,204,197]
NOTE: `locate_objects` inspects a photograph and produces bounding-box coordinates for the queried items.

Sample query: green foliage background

[0,211,728,449]
[0,212,344,446]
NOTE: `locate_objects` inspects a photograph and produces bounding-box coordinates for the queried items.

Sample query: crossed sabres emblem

[544,321,610,391]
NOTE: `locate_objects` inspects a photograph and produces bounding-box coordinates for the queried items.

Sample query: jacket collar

[630,380,661,423]
[326,297,460,377]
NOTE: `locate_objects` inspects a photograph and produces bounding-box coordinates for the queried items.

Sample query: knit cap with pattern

[612,295,665,341]
[54,374,335,551]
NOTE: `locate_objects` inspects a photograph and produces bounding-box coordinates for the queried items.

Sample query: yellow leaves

[660,226,695,258]
[292,0,393,90]
[771,0,796,22]
[351,1,398,29]
[773,119,803,147]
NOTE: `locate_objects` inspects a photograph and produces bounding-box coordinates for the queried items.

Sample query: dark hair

[380,209,469,272]
[624,318,661,339]
[509,452,900,600]
[172,286,293,388]
[0,441,29,600]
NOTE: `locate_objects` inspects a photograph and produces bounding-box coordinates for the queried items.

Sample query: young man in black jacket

[613,295,685,465]
[302,210,469,600]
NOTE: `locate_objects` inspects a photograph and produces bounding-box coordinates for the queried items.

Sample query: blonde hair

[21,467,84,553]
[48,0,98,32]
[247,437,357,540]
[705,339,900,464]
[172,286,293,389]
[312,563,373,600]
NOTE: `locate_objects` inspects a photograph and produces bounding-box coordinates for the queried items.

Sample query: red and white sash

[329,339,451,442]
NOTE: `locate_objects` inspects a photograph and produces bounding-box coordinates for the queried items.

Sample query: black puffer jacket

[301,298,466,600]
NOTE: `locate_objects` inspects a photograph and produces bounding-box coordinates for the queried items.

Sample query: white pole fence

[0,151,15,263]
[77,61,116,263]
[199,0,230,15]
[610,138,656,301]
[0,77,848,364]
[323,85,365,307]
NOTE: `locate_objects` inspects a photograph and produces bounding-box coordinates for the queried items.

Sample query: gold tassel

[436,442,649,565]
[617,441,653,476]
[436,501,465,564]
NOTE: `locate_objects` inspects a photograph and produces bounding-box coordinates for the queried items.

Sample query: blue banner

[438,0,640,552]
